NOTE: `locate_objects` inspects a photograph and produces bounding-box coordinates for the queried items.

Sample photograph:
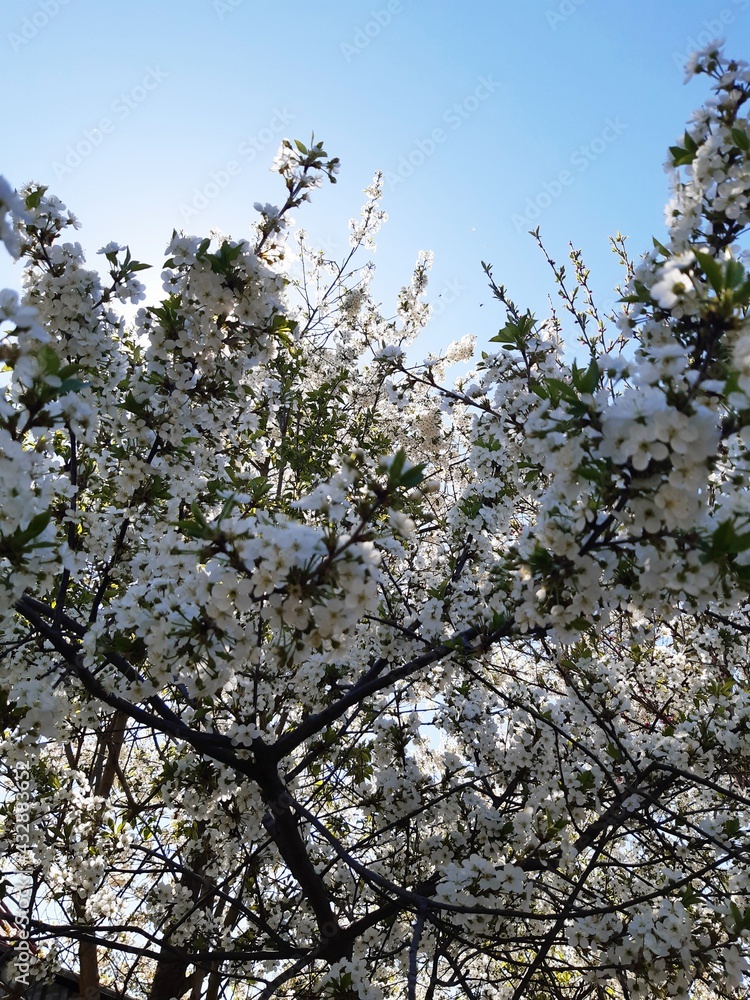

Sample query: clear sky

[2,0,749,356]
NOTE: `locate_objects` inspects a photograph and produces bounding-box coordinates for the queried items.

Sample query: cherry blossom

[1,48,750,1000]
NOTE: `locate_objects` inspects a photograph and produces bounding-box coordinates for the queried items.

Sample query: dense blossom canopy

[2,46,750,1000]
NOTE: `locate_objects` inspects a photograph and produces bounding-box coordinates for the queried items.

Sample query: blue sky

[2,0,749,357]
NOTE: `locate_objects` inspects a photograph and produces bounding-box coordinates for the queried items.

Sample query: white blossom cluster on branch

[1,54,750,1000]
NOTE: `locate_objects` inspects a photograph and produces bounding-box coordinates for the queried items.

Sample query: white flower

[313,599,347,639]
[733,330,750,373]
[373,344,405,363]
[650,263,694,310]
[254,202,280,218]
[389,509,415,538]
[0,175,27,258]
[444,334,476,365]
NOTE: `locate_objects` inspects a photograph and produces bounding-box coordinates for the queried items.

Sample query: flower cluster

[2,46,750,1000]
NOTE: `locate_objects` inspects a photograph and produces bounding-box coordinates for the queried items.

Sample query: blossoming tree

[2,46,750,1000]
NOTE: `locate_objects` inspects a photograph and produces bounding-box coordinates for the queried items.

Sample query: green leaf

[731,127,750,152]
[177,520,206,539]
[119,391,150,418]
[710,518,735,554]
[400,463,427,490]
[58,377,87,396]
[725,259,746,290]
[694,250,724,295]
[460,496,483,519]
[576,467,597,483]
[710,518,750,555]
[572,357,599,395]
[25,186,46,210]
[491,324,520,346]
[37,345,61,376]
[729,531,750,554]
[724,816,741,837]
[568,616,591,632]
[545,377,580,405]
[530,379,548,400]
[670,145,696,167]
[577,770,596,791]
[190,502,208,528]
[245,476,272,504]
[386,449,406,482]
[24,511,52,540]
[489,313,536,348]
[681,884,700,907]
